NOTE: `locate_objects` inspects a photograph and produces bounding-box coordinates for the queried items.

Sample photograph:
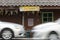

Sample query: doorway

[22,11,40,30]
[23,12,34,30]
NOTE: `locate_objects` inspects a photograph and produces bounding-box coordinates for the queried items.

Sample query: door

[24,12,34,30]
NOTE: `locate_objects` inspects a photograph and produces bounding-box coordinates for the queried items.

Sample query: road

[0,39,47,40]
[0,38,48,40]
[0,39,48,40]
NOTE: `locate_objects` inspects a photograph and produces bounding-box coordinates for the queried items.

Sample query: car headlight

[15,25,20,29]
[16,27,20,29]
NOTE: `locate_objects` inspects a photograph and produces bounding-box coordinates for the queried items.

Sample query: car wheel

[1,29,13,40]
[48,34,59,40]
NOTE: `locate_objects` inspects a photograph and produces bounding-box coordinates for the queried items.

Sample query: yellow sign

[20,6,40,11]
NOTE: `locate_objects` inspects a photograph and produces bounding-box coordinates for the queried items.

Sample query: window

[5,9,18,16]
[42,12,53,23]
[0,9,4,15]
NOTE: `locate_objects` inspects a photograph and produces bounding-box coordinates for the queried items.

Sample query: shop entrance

[22,11,40,37]
[23,12,35,30]
[20,6,40,30]
[22,11,40,30]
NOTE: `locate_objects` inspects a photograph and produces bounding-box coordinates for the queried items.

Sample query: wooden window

[0,9,4,15]
[42,12,53,23]
[5,9,18,16]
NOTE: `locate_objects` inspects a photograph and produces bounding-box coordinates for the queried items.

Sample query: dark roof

[0,0,60,6]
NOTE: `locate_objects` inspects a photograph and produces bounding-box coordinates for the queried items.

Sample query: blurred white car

[32,18,60,40]
[0,21,25,40]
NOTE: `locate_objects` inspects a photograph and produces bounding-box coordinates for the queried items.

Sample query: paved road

[0,38,48,40]
[0,39,48,40]
[0,39,47,40]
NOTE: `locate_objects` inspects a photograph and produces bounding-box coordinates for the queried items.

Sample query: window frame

[42,12,54,23]
[0,9,4,15]
[5,9,18,16]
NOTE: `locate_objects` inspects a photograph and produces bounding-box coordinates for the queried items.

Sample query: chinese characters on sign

[20,6,40,11]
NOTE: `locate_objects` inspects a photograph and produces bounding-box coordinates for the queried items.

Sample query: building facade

[0,0,60,30]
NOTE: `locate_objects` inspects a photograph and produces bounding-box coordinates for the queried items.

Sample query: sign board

[28,18,34,26]
[20,6,40,11]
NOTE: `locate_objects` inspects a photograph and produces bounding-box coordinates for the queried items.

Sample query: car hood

[32,22,57,30]
[0,21,22,26]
